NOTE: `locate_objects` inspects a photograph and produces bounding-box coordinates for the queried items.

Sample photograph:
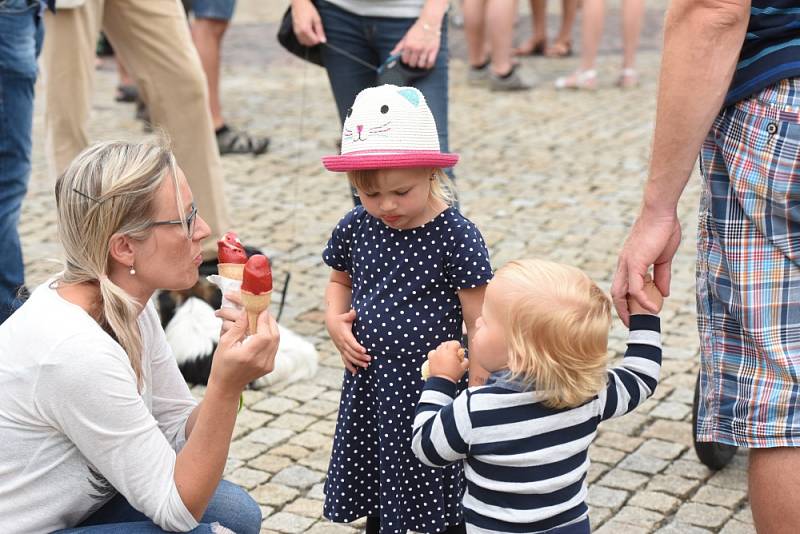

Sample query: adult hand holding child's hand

[427,340,469,383]
[327,309,370,375]
[627,274,664,316]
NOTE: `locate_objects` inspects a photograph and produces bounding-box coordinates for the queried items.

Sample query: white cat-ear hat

[322,84,459,172]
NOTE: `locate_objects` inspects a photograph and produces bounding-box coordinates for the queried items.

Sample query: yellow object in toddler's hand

[421,348,466,380]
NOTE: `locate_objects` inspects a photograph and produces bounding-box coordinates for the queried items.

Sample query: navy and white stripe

[726,1,800,106]
[412,315,662,533]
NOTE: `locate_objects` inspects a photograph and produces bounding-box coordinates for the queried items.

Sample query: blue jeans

[0,0,41,323]
[316,0,453,195]
[191,0,236,21]
[54,480,261,533]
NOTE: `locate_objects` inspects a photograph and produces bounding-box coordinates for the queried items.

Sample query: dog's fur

[157,280,318,387]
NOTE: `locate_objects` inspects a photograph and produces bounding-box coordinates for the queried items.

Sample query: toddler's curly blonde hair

[497,259,612,409]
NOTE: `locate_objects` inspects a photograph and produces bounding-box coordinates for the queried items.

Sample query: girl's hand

[216,291,243,336]
[326,309,370,375]
[428,340,468,383]
[291,0,327,47]
[389,18,441,69]
[210,309,280,393]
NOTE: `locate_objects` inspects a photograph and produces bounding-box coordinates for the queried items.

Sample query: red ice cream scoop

[217,231,247,264]
[242,255,272,294]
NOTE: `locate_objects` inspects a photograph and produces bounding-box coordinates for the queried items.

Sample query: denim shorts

[696,77,800,448]
[191,0,235,21]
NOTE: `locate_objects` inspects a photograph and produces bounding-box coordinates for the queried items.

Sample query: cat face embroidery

[340,85,440,154]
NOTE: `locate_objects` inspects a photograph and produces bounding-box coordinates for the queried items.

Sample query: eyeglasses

[148,203,197,239]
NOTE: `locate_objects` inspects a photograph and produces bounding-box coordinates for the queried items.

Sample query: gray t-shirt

[0,282,199,532]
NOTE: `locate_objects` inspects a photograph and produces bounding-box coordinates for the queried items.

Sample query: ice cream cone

[218,263,245,280]
[241,289,271,335]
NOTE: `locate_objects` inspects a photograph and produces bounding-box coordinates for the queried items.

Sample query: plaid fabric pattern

[696,77,800,447]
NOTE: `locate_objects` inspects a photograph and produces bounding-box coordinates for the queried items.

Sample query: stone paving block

[720,520,756,534]
[271,465,326,488]
[271,444,312,460]
[609,505,664,528]
[691,485,746,508]
[314,366,348,390]
[593,519,650,534]
[654,521,712,533]
[248,453,294,473]
[305,522,360,534]
[294,398,340,417]
[236,409,274,430]
[319,390,342,404]
[252,396,301,414]
[309,419,337,436]
[230,439,269,461]
[259,505,275,520]
[666,386,694,405]
[598,413,648,436]
[732,507,754,524]
[308,482,326,500]
[284,497,324,518]
[270,413,318,432]
[618,452,669,475]
[588,506,612,530]
[628,490,680,514]
[226,466,271,490]
[597,468,650,491]
[637,438,686,461]
[252,482,300,507]
[646,474,701,498]
[264,512,316,533]
[280,384,328,402]
[594,431,643,453]
[707,461,749,492]
[586,462,609,484]
[588,445,626,465]
[247,428,295,448]
[290,430,333,450]
[664,459,711,481]
[225,457,245,475]
[586,485,628,509]
[675,503,732,529]
[243,389,268,407]
[300,448,332,472]
[649,401,692,421]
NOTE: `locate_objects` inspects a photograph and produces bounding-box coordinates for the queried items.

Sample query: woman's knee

[203,480,261,534]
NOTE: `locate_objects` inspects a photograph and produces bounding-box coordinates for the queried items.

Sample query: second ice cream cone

[241,289,271,335]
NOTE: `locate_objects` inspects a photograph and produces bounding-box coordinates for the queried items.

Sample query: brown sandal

[514,37,546,56]
[545,41,573,58]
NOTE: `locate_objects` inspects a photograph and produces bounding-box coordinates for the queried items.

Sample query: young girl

[320,85,493,534]
[412,259,664,533]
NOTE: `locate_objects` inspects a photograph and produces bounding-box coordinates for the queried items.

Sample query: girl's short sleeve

[322,207,364,273]
[445,220,493,290]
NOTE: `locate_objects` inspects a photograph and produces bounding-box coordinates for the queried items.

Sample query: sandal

[514,37,546,56]
[554,69,597,90]
[216,125,270,156]
[545,40,573,58]
[617,68,639,89]
[115,84,139,103]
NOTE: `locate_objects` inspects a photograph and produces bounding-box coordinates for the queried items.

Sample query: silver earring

[129,265,136,276]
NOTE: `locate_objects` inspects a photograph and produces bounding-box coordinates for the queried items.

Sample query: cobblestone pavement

[21,1,756,532]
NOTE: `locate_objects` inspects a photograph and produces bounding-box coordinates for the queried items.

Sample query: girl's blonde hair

[497,259,612,409]
[347,167,456,206]
[54,139,182,390]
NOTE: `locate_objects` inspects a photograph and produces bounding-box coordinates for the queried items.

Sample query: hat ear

[397,87,422,107]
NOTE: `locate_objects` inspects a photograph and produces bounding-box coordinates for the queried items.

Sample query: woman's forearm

[643,0,749,214]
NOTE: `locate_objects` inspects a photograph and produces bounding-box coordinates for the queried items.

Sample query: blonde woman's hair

[347,167,456,206]
[54,139,182,390]
[496,259,612,409]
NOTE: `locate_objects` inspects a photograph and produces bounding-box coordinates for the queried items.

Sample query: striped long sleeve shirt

[412,315,662,533]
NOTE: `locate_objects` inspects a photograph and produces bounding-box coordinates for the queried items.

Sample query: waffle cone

[241,289,271,335]
[218,263,245,280]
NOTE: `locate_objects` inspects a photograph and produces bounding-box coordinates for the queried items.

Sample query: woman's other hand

[291,0,327,47]
[210,309,280,393]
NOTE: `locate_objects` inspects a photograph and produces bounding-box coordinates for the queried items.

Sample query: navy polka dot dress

[322,206,492,534]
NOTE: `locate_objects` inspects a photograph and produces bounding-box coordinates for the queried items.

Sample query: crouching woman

[0,140,278,533]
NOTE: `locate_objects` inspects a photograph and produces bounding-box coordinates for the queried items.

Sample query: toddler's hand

[427,340,468,383]
[326,309,370,375]
[628,274,664,315]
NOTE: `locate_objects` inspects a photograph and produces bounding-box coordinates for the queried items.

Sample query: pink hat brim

[322,150,459,172]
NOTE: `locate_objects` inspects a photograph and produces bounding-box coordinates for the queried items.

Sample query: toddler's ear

[398,87,422,107]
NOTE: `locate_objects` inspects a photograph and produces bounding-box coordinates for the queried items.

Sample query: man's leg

[42,0,104,179]
[189,0,233,131]
[750,448,800,532]
[103,0,229,258]
[0,0,41,322]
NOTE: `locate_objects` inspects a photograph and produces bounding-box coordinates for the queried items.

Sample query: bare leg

[553,0,578,48]
[621,0,644,70]
[749,448,800,533]
[463,0,489,66]
[191,17,228,130]
[515,0,547,55]
[117,59,133,88]
[486,0,518,75]
[579,0,603,71]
